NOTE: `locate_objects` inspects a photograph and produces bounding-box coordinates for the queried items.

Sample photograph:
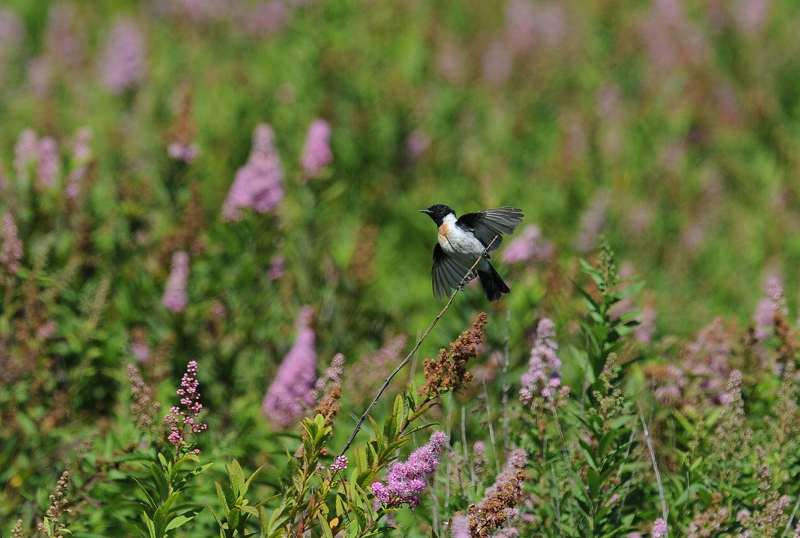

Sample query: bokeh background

[2,0,800,534]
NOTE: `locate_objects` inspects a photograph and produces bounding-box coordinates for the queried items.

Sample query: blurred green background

[2,0,800,532]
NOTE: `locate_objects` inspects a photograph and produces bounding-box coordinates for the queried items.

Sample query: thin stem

[481,379,501,476]
[782,496,800,537]
[339,236,498,456]
[640,412,669,535]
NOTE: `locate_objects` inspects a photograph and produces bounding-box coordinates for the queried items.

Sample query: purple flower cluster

[406,129,430,161]
[268,255,285,281]
[44,4,84,69]
[0,8,23,59]
[635,304,657,344]
[486,449,527,499]
[14,129,39,182]
[372,431,448,508]
[519,318,562,404]
[753,273,783,342]
[733,0,770,35]
[301,119,332,179]
[1,212,23,274]
[67,127,93,200]
[245,1,288,36]
[100,18,146,94]
[165,360,208,451]
[501,225,554,265]
[262,307,317,428]
[162,251,190,313]
[222,124,283,221]
[330,455,348,473]
[168,142,199,163]
[37,136,60,190]
[164,0,228,23]
[313,353,344,400]
[451,514,470,538]
[651,517,668,538]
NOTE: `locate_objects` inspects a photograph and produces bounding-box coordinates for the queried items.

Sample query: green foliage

[4,0,800,536]
[131,451,211,538]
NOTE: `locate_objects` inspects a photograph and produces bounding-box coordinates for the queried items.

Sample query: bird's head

[419,204,454,226]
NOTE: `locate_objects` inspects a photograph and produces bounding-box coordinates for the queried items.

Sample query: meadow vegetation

[2,0,800,536]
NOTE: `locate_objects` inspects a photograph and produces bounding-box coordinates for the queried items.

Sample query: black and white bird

[419,204,523,301]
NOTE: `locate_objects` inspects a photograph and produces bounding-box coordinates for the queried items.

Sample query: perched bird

[420,204,523,300]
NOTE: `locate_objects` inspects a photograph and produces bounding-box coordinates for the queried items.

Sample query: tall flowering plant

[129,359,211,538]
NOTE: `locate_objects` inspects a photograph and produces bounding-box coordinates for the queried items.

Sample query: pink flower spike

[162,251,190,313]
[301,119,332,180]
[262,307,317,428]
[222,124,283,220]
[371,431,448,508]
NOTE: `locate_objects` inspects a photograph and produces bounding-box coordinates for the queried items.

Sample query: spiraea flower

[37,470,71,536]
[268,255,285,280]
[167,88,198,163]
[164,360,208,452]
[37,136,60,190]
[1,212,23,274]
[451,514,470,538]
[300,119,332,179]
[168,142,198,163]
[330,455,348,473]
[67,127,93,200]
[519,318,563,405]
[44,4,83,68]
[127,363,160,431]
[406,129,430,161]
[753,273,784,342]
[422,312,487,398]
[162,251,190,313]
[263,307,317,428]
[501,225,554,265]
[313,353,344,423]
[14,128,39,182]
[372,431,448,507]
[222,124,283,220]
[468,449,527,537]
[635,304,657,344]
[0,9,23,64]
[245,1,288,37]
[651,518,668,538]
[100,18,146,94]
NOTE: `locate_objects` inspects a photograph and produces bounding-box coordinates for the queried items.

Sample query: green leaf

[165,515,195,532]
[227,459,245,496]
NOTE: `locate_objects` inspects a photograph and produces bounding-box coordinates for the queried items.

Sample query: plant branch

[339,235,498,456]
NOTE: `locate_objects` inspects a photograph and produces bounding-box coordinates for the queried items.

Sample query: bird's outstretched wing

[432,244,476,298]
[456,207,524,250]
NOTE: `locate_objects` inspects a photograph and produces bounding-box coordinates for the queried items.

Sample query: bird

[419,204,523,301]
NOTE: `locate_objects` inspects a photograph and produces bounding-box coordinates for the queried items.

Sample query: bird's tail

[478,262,510,301]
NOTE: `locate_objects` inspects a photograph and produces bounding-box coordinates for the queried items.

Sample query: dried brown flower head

[127,363,160,431]
[468,449,527,537]
[37,470,71,536]
[314,354,345,424]
[422,312,487,398]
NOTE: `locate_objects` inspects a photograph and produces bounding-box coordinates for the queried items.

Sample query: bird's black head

[419,204,455,225]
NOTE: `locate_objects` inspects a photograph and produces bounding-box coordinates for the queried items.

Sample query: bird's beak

[418,209,432,215]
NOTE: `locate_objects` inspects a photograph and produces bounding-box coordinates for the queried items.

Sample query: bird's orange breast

[438,221,450,239]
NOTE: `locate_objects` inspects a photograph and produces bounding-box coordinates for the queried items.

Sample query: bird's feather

[456,207,524,250]
[432,244,476,298]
